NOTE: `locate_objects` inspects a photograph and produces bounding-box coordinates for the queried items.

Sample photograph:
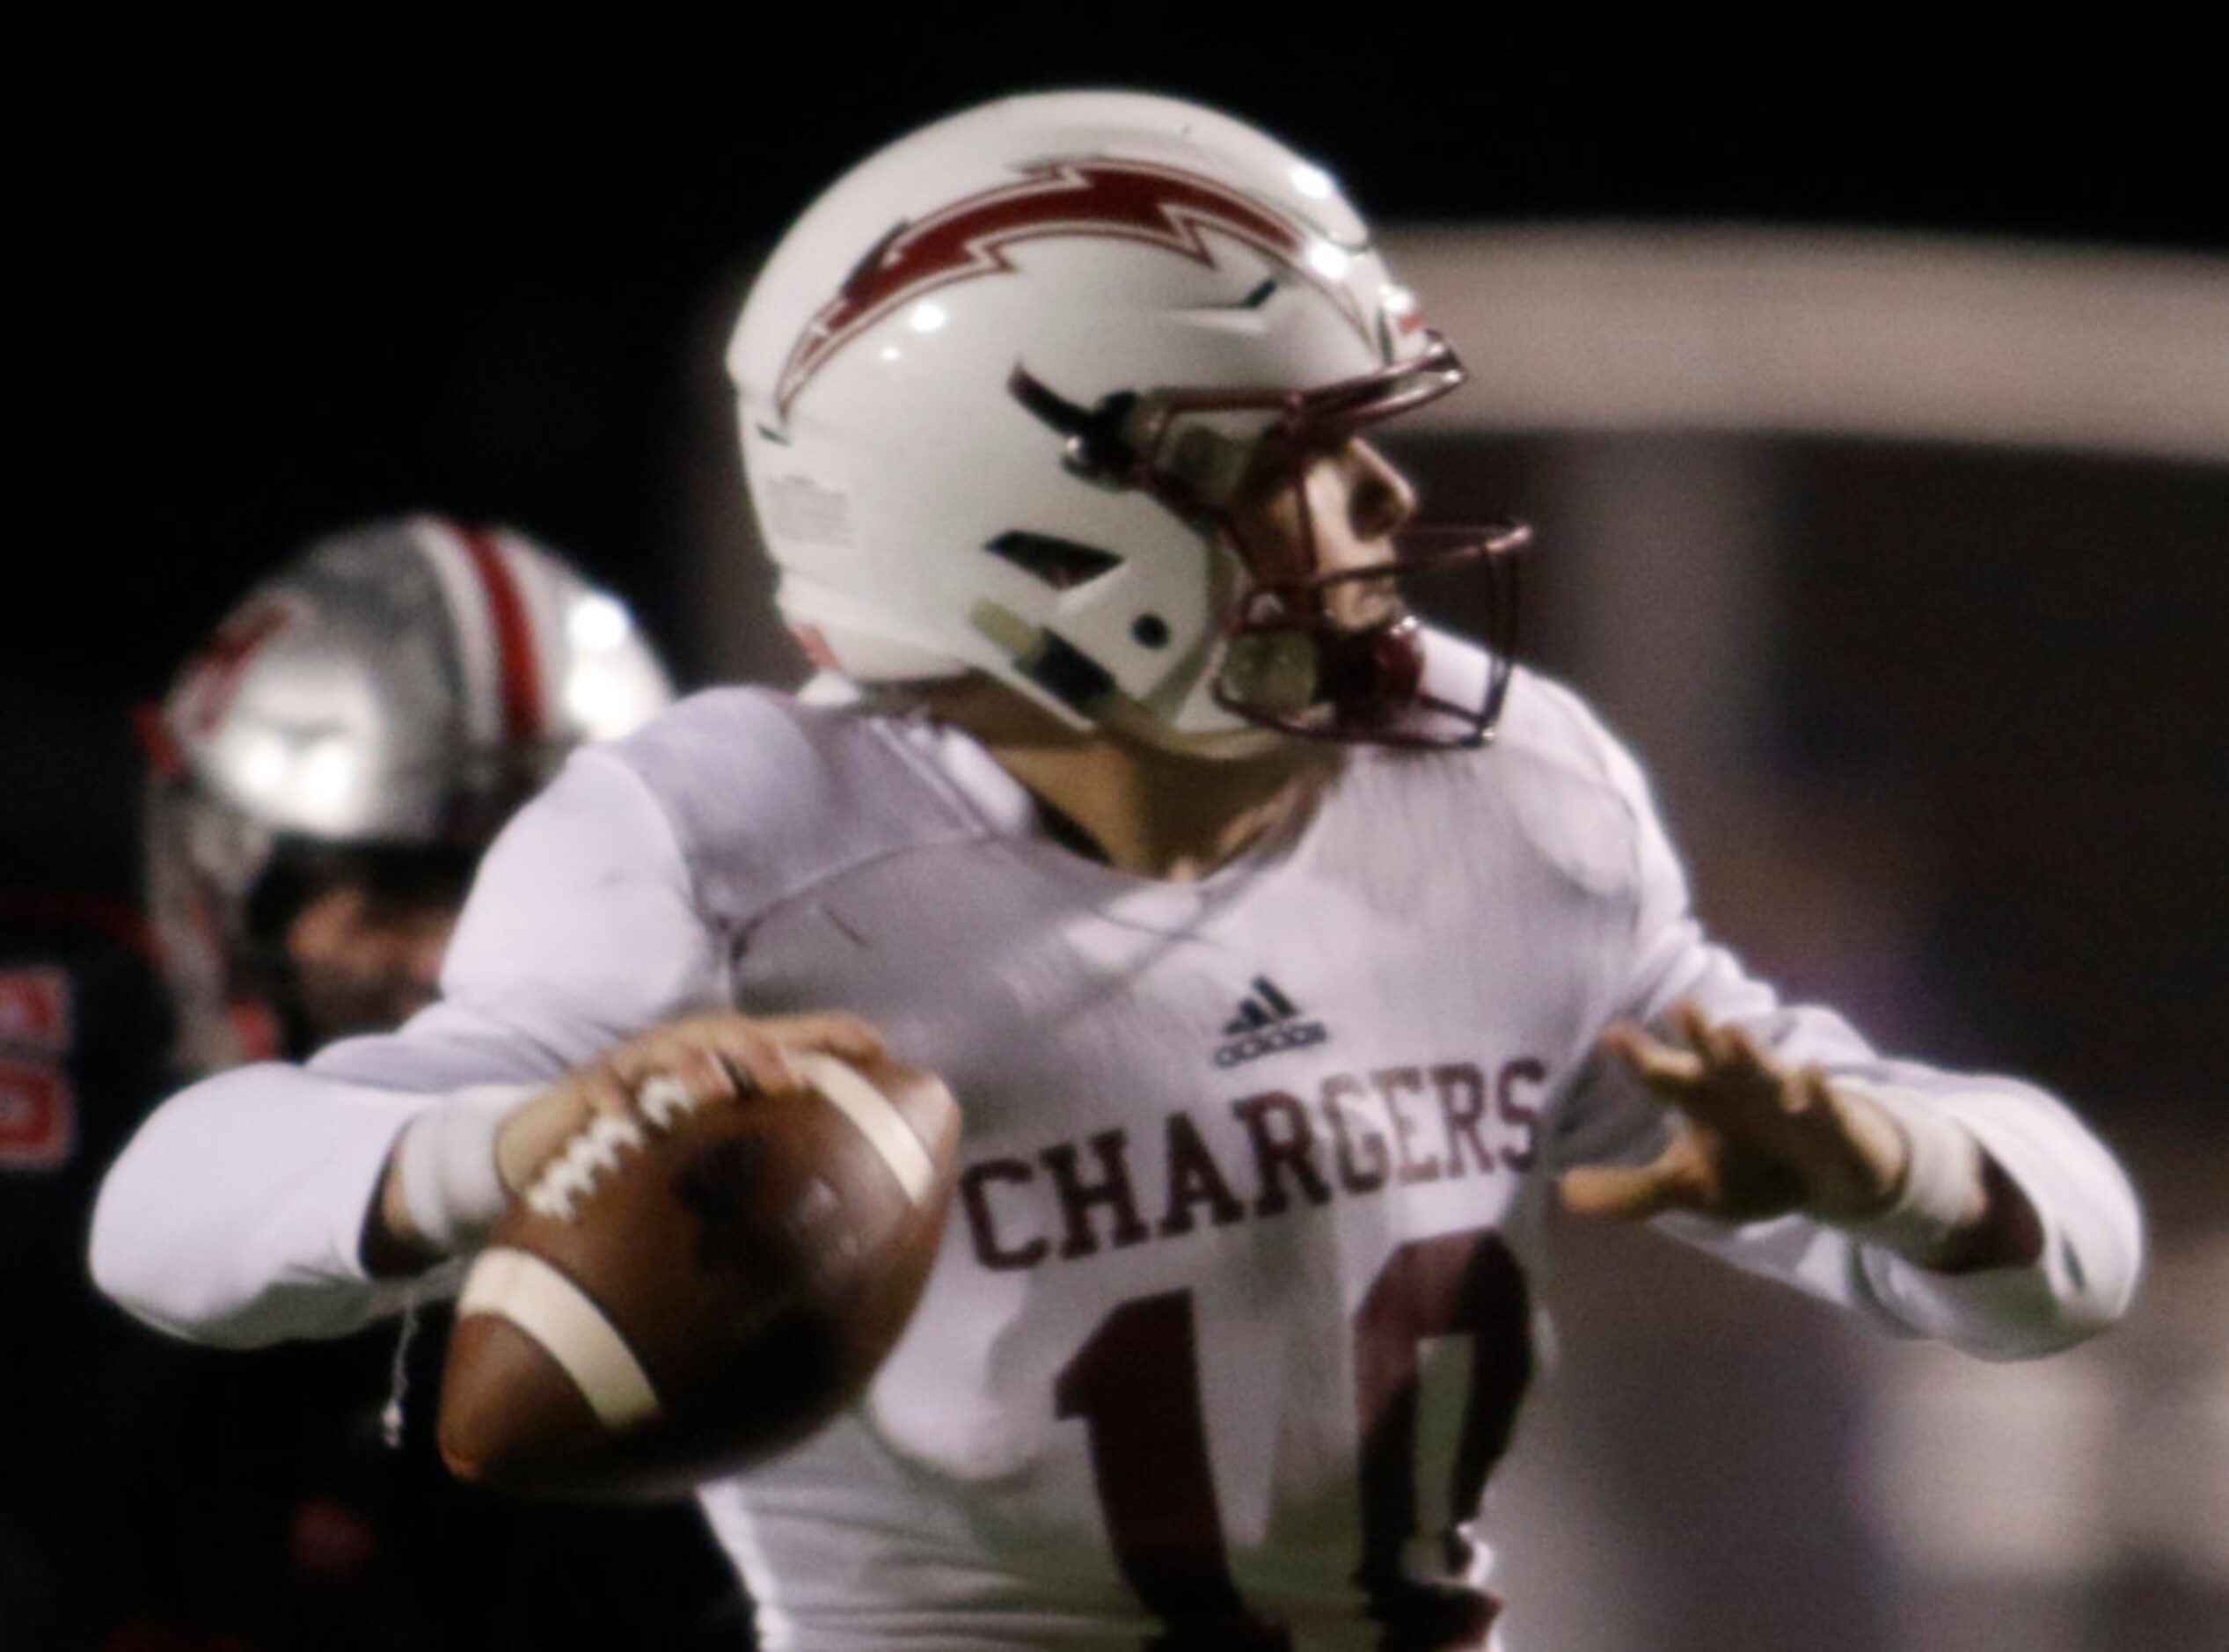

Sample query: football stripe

[457,1247,662,1430]
[791,1052,937,1205]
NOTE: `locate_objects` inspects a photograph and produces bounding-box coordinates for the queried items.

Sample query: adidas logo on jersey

[1213,977,1329,1068]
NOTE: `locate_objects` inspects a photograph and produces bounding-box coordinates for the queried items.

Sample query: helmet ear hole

[983,531,1123,592]
[1063,391,1143,486]
[1132,615,1171,649]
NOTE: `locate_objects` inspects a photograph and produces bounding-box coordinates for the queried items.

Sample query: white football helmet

[727,91,1524,753]
[143,516,675,1068]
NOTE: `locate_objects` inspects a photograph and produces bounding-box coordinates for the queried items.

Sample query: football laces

[524,1074,710,1222]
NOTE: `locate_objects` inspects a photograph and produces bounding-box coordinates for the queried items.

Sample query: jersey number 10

[1055,1226,1531,1648]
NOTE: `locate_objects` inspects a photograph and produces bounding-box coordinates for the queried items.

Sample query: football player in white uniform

[92,97,2142,1648]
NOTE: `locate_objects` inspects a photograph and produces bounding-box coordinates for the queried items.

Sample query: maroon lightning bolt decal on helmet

[774,158,1370,420]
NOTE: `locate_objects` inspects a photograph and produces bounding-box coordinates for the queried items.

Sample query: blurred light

[1307,242,1352,281]
[1385,225,2229,462]
[1861,1349,2118,1579]
[1290,163,1334,201]
[567,593,632,653]
[299,737,356,818]
[908,302,947,334]
[236,732,289,800]
[878,346,902,363]
[566,662,628,735]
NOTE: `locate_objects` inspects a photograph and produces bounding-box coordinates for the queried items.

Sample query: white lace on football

[526,1110,651,1223]
[636,1071,706,1129]
[523,1072,720,1223]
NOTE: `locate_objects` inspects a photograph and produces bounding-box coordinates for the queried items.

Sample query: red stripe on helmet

[130,702,189,779]
[775,158,1369,420]
[457,529,546,742]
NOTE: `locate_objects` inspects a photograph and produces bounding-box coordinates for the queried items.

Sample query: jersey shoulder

[598,684,1004,928]
[1389,634,1665,903]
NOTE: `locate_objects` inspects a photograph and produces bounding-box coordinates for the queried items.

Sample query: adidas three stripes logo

[1214,976,1331,1068]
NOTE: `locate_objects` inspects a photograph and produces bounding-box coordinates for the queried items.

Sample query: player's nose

[1344,441,1417,544]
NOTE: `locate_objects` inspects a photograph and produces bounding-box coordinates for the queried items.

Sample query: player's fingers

[1800,1072,1911,1211]
[1708,1021,1779,1087]
[1787,1064,1835,1120]
[1765,1069,1861,1164]
[640,1048,745,1120]
[1672,999,1719,1053]
[1676,1001,1761,1078]
[1658,1013,1812,1139]
[610,1020,791,1097]
[1677,1008,1774,1099]
[1559,1160,1698,1222]
[756,1011,888,1064]
[576,1063,640,1122]
[607,1039,703,1102]
[1601,1021,1706,1091]
[494,1072,610,1195]
[698,1048,751,1105]
[709,1027,807,1096]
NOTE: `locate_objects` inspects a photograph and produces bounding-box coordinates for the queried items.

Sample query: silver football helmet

[143,515,675,1069]
[727,91,1524,753]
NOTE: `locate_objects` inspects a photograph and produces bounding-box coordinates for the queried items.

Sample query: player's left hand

[1560,1001,1912,1228]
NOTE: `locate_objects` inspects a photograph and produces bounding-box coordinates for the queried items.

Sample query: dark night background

[20,31,2228,1061]
[29,33,2225,705]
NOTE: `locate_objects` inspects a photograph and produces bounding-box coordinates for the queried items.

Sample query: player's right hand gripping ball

[438,1049,961,1497]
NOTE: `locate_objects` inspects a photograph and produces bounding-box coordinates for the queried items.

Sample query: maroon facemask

[1011,333,1529,749]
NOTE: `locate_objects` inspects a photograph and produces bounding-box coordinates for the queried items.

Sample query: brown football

[437,1049,961,1498]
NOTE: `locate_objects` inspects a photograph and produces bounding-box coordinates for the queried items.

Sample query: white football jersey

[91,646,2143,1649]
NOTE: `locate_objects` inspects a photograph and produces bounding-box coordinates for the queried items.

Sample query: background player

[92,97,2143,1648]
[5,517,741,1648]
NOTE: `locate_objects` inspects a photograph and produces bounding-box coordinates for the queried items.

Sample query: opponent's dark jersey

[5,895,742,1651]
[1,895,193,1647]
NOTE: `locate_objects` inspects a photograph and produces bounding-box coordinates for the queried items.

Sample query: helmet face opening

[231,837,475,1049]
[1011,333,1530,750]
[1215,527,1527,749]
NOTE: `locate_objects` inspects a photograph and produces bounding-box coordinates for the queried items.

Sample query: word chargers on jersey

[958,1052,1548,1274]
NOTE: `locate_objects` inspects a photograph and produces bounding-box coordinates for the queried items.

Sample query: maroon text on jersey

[960,1056,1546,1271]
